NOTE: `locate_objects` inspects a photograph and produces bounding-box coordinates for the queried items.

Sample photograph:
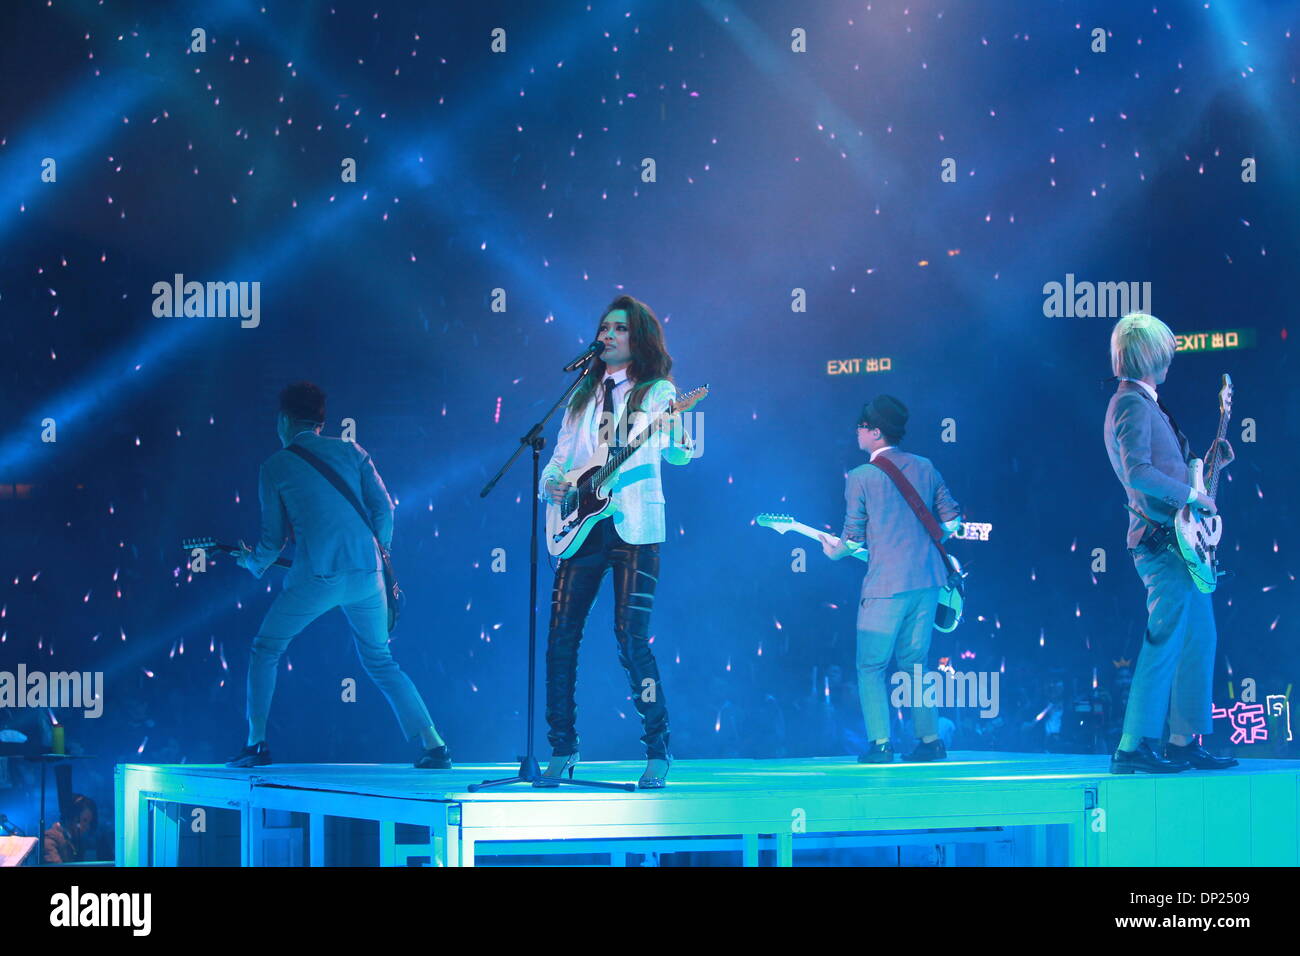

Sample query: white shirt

[869,445,896,462]
[1120,377,1158,403]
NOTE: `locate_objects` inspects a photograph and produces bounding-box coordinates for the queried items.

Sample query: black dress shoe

[226,741,271,768]
[1166,741,1238,770]
[858,741,895,764]
[1110,739,1188,774]
[414,744,452,769]
[901,739,947,762]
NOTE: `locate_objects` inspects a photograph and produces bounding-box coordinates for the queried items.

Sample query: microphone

[563,340,606,372]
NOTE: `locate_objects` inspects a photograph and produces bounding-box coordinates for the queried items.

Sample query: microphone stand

[471,357,636,792]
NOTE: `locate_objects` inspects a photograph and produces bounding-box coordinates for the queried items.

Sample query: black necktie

[601,378,619,447]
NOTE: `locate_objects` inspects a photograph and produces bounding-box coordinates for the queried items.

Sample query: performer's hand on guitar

[1192,492,1217,517]
[544,478,572,505]
[817,533,847,561]
[230,539,253,571]
[1207,438,1234,469]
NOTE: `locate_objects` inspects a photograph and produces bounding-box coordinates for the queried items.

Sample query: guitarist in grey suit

[820,395,962,763]
[225,382,451,769]
[1104,313,1237,773]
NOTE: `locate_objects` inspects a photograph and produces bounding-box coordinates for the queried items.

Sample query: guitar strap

[1155,396,1192,463]
[285,443,401,630]
[286,444,378,539]
[868,456,954,569]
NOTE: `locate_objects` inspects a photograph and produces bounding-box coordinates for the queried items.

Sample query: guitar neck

[785,521,865,555]
[590,407,676,488]
[1206,407,1232,498]
[185,541,292,569]
[787,520,833,543]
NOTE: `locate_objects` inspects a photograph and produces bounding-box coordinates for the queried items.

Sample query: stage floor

[116,752,1300,866]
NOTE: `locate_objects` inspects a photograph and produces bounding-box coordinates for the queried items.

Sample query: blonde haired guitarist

[1104,313,1237,773]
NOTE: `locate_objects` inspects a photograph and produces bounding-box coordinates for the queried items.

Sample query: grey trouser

[247,569,433,741]
[1121,541,1217,740]
[856,586,942,742]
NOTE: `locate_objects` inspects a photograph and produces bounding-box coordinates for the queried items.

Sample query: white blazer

[538,377,693,545]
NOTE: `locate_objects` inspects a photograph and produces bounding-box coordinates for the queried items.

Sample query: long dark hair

[566,295,674,418]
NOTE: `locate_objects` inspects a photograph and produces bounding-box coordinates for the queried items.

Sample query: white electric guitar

[1173,374,1232,593]
[546,386,708,558]
[754,513,868,562]
[755,511,965,633]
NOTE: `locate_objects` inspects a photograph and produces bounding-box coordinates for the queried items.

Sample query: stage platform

[116,752,1300,867]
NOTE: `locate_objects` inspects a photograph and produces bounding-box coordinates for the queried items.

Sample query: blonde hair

[1110,312,1176,379]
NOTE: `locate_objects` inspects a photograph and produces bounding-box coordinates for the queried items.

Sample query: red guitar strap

[868,456,953,568]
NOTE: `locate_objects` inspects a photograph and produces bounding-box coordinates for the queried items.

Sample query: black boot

[1110,739,1188,774]
[612,541,670,760]
[544,560,603,758]
[1165,741,1237,770]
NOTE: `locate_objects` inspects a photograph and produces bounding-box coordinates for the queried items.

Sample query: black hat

[858,395,908,442]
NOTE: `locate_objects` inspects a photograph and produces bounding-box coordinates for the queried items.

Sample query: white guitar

[754,513,868,562]
[755,511,965,632]
[1173,374,1232,593]
[546,386,708,558]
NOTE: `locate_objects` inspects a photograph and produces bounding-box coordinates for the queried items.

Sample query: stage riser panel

[1097,773,1299,866]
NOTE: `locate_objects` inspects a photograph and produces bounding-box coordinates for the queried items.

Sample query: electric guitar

[1173,374,1233,593]
[755,511,966,633]
[545,385,708,558]
[181,537,291,569]
[182,535,403,631]
[754,513,868,562]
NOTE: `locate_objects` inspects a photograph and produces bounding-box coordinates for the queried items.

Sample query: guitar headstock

[1219,373,1233,417]
[182,537,221,552]
[669,384,709,415]
[755,513,796,533]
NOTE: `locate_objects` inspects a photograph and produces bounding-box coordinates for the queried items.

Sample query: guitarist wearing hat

[224,382,451,770]
[1104,313,1237,774]
[819,395,963,764]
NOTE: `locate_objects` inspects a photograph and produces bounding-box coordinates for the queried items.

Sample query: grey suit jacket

[1103,381,1194,549]
[247,432,392,588]
[841,448,962,598]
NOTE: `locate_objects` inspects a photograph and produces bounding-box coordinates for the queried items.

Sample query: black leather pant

[545,518,669,759]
